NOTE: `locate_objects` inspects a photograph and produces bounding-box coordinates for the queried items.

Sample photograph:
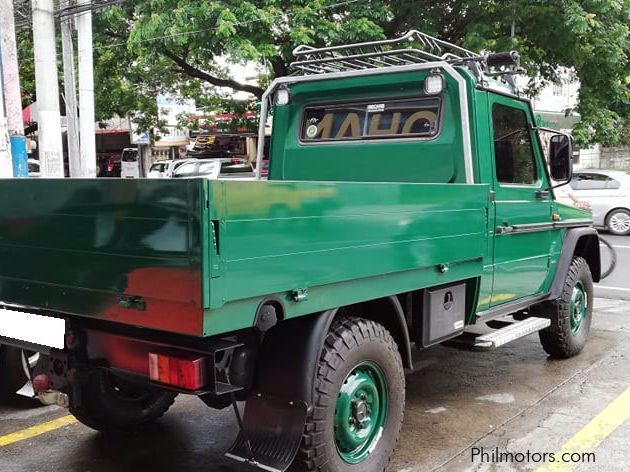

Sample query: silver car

[568,169,630,235]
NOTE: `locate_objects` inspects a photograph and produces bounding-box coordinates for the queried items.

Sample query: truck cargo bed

[1,178,488,338]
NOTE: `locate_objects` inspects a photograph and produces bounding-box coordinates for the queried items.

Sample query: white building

[520,73,600,169]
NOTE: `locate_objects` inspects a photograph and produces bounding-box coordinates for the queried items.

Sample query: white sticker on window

[367,103,385,112]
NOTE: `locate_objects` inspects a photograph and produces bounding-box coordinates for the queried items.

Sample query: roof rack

[290,30,481,76]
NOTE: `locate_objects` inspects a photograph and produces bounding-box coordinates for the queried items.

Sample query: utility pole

[0,1,28,177]
[0,68,11,178]
[61,2,80,177]
[32,0,64,177]
[76,0,96,177]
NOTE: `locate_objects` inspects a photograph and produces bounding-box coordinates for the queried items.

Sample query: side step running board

[474,317,550,350]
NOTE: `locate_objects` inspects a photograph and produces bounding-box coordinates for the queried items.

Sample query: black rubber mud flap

[226,396,308,472]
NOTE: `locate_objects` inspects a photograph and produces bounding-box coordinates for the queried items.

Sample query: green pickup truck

[0,31,599,472]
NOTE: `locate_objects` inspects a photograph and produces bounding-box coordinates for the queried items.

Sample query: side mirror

[549,134,573,181]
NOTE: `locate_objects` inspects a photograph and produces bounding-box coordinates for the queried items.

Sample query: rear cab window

[301,97,441,143]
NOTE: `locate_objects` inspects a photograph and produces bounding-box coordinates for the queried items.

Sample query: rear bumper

[0,313,255,399]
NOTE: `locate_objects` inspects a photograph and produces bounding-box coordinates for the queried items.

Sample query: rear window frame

[297,95,444,146]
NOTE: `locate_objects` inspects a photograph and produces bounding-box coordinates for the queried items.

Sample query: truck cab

[0,31,599,472]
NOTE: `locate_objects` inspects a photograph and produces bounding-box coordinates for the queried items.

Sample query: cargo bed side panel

[0,179,206,336]
[208,181,487,314]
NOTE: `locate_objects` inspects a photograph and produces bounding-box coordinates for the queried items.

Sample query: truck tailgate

[0,179,207,336]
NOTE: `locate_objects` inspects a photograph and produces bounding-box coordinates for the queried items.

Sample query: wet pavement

[1,298,628,472]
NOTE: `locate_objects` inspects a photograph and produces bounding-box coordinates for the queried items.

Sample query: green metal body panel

[203,180,487,336]
[0,179,207,335]
[269,70,467,184]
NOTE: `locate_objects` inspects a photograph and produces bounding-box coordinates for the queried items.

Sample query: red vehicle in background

[99,154,121,177]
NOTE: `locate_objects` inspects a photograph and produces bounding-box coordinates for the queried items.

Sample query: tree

[16,1,629,145]
[103,0,630,145]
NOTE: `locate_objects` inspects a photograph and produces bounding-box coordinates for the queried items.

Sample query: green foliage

[383,0,629,146]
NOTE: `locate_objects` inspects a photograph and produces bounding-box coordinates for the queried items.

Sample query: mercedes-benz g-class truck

[0,31,599,472]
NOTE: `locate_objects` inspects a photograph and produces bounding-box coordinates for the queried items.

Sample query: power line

[14,0,128,29]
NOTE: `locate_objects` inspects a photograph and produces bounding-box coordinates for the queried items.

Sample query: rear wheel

[539,257,593,358]
[70,368,177,433]
[295,317,405,472]
[606,208,630,236]
[0,346,38,399]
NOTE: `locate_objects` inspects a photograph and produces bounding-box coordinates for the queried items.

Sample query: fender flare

[550,227,601,299]
[253,295,413,407]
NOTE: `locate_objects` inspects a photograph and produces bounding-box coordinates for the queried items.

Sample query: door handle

[536,190,550,200]
[496,224,515,235]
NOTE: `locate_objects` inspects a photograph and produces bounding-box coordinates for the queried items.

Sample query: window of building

[301,97,441,142]
[492,104,538,185]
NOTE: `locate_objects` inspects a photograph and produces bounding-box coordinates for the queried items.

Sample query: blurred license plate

[0,308,65,349]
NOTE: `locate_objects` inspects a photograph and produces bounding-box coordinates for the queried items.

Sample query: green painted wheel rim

[334,361,388,464]
[570,281,587,334]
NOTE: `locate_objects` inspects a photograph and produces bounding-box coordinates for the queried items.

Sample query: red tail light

[148,351,207,390]
[107,163,114,171]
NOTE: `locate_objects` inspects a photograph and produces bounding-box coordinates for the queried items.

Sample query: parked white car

[171,159,255,180]
[568,169,630,235]
[147,159,195,178]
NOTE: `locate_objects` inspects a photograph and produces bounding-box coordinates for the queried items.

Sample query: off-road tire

[0,346,30,399]
[539,257,593,358]
[70,368,177,433]
[294,317,405,472]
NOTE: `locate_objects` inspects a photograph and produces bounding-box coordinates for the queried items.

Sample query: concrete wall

[600,147,630,170]
[577,145,601,169]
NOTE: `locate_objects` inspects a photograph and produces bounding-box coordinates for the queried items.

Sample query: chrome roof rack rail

[290,30,481,76]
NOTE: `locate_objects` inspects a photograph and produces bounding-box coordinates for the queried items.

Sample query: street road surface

[1,299,629,471]
[597,234,630,299]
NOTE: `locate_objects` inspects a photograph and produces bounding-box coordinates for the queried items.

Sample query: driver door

[490,98,554,306]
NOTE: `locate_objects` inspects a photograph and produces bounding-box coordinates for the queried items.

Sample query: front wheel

[295,317,405,472]
[539,256,593,358]
[70,368,177,433]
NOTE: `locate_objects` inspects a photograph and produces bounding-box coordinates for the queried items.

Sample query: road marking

[0,415,77,447]
[536,387,630,471]
[595,285,630,292]
[600,243,630,249]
